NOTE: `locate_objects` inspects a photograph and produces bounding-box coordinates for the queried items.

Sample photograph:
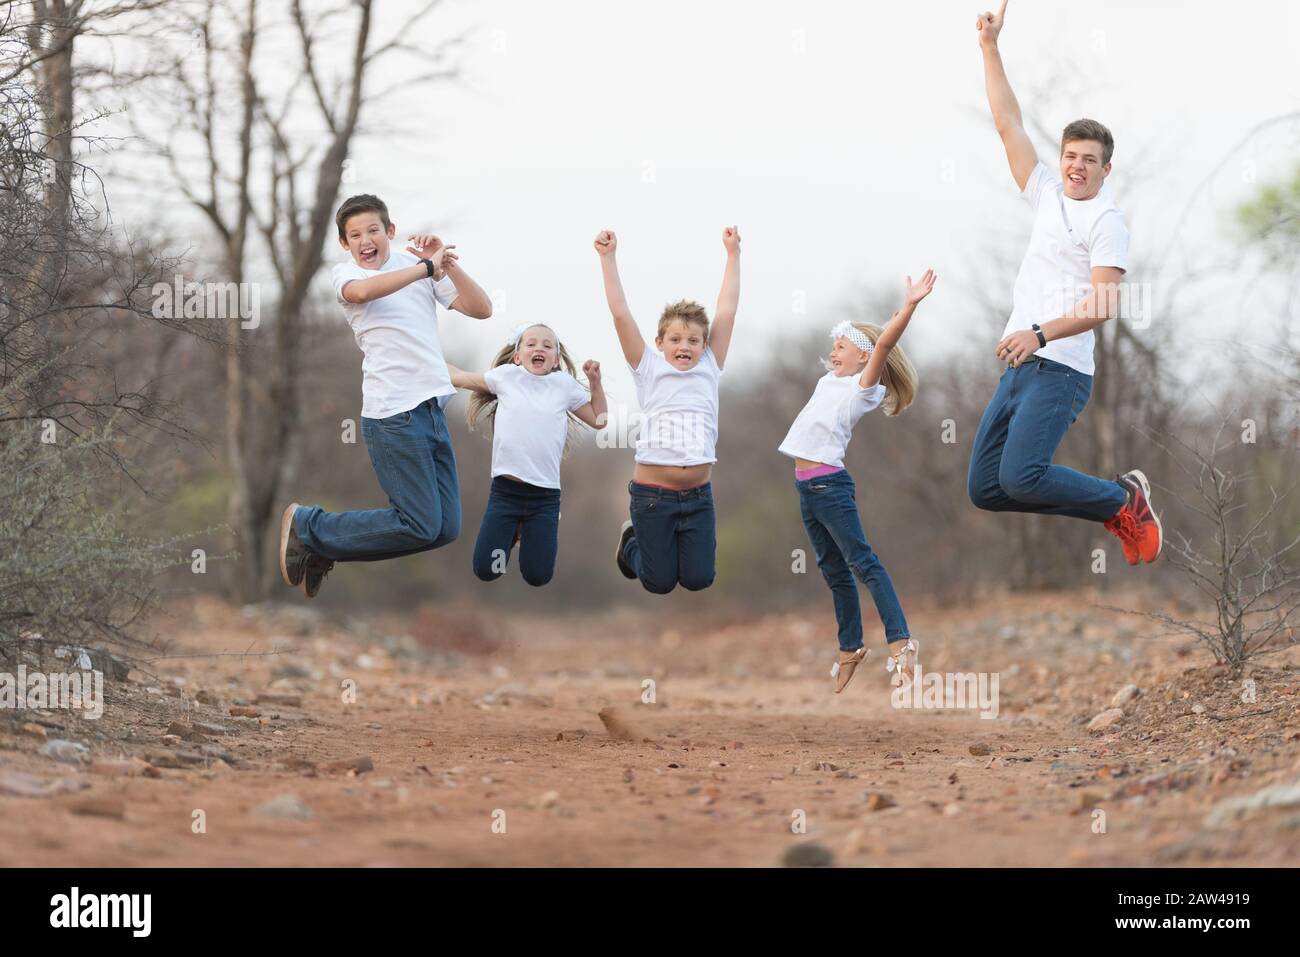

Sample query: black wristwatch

[420,258,435,278]
[1031,323,1047,348]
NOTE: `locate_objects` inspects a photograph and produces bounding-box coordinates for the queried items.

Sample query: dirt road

[3,592,1298,866]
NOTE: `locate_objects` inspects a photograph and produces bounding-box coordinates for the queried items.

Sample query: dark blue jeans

[472,476,562,587]
[796,470,910,652]
[295,398,461,561]
[967,357,1127,522]
[622,481,716,594]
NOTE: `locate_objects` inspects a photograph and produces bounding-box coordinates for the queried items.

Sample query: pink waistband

[795,463,844,481]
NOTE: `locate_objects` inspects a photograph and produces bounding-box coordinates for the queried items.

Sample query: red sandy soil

[2,591,1299,866]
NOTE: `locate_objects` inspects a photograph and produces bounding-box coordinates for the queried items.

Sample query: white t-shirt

[482,363,590,490]
[1004,161,1130,376]
[778,372,887,468]
[332,249,461,419]
[630,346,723,467]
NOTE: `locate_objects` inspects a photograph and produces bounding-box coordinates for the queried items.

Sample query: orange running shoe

[1104,471,1163,565]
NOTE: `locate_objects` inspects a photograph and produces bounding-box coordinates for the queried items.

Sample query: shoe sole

[616,520,637,580]
[279,502,301,587]
[1125,469,1163,562]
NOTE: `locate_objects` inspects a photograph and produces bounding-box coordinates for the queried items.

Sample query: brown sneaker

[302,552,334,599]
[831,647,868,694]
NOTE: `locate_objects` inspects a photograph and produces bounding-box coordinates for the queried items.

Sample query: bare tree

[1121,416,1300,666]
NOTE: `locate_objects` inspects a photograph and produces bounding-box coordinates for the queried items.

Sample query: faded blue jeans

[967,357,1127,522]
[796,470,910,652]
[295,397,461,561]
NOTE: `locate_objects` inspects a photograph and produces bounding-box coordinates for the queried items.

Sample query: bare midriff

[632,462,713,489]
[793,457,828,471]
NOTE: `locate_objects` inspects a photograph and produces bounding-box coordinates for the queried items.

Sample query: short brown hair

[657,299,709,340]
[335,194,391,239]
[1060,118,1114,166]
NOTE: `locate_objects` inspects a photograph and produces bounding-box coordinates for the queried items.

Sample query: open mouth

[359,245,379,264]
[1067,173,1085,187]
[529,353,547,370]
[673,352,692,363]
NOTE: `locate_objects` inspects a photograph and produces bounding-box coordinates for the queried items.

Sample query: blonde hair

[657,300,710,340]
[466,324,589,455]
[826,322,918,416]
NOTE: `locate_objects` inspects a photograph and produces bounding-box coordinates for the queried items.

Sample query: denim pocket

[377,409,414,431]
[630,494,658,513]
[1036,358,1076,378]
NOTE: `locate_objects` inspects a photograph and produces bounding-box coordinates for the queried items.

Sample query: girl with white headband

[447,323,607,586]
[778,269,936,694]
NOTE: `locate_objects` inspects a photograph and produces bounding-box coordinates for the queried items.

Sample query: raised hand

[976,0,1008,48]
[722,225,741,254]
[406,233,444,259]
[583,359,602,384]
[407,234,458,276]
[594,230,617,257]
[905,269,937,305]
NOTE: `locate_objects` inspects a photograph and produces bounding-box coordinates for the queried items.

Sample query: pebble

[44,740,89,764]
[254,793,315,820]
[861,791,897,811]
[782,842,834,868]
[1087,709,1125,732]
[1111,684,1141,708]
[323,755,374,775]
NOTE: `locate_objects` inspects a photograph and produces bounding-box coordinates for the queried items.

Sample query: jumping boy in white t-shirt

[278,194,493,597]
[967,1,1162,566]
[594,227,740,594]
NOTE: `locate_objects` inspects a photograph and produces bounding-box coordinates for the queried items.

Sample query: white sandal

[886,639,918,689]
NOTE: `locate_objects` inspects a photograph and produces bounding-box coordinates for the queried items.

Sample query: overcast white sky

[106,0,1300,406]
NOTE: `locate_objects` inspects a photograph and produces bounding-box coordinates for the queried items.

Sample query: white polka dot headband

[830,320,874,356]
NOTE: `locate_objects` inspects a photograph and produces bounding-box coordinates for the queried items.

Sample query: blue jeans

[295,398,461,561]
[622,481,716,594]
[967,357,1127,522]
[472,476,562,587]
[796,470,909,652]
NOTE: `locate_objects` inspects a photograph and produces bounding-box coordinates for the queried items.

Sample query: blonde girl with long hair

[448,323,606,586]
[777,270,936,694]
